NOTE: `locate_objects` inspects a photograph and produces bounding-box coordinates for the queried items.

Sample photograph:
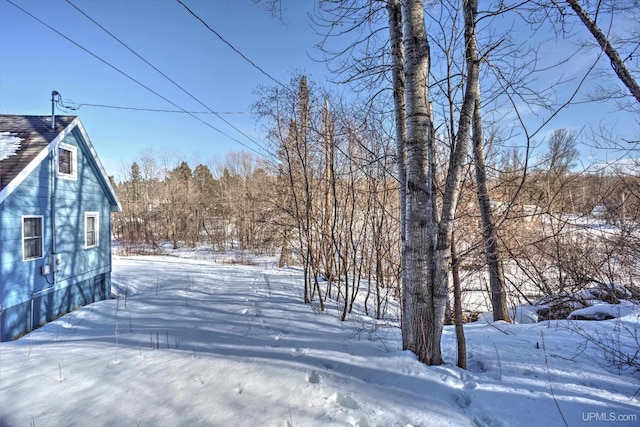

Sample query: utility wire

[54,93,245,115]
[176,0,287,90]
[65,0,272,156]
[59,101,246,115]
[53,96,234,116]
[4,0,267,158]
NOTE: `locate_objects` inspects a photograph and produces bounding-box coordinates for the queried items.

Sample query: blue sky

[0,0,322,177]
[1,0,638,179]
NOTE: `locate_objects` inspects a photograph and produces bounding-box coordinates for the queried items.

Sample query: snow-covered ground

[1,254,639,426]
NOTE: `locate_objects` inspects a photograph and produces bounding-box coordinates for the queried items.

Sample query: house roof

[0,115,76,190]
[0,115,121,211]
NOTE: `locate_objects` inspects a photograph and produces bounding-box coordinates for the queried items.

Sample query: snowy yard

[1,255,639,426]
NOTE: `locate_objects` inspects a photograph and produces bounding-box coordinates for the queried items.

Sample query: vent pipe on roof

[51,91,59,130]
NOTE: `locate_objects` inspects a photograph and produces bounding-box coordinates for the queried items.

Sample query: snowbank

[1,255,638,426]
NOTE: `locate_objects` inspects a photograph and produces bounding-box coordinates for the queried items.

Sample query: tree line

[112,99,639,339]
[113,0,639,367]
[113,150,280,255]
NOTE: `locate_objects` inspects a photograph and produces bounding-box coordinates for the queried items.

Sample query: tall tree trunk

[323,98,335,282]
[451,231,466,369]
[387,0,407,247]
[418,0,480,365]
[437,0,480,261]
[386,0,409,331]
[566,0,640,104]
[472,95,511,322]
[297,76,313,304]
[401,0,441,364]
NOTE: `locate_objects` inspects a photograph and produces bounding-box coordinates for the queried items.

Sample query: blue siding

[0,126,114,341]
[0,152,53,307]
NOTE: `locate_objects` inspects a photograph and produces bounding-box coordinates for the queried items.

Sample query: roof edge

[73,119,122,212]
[0,118,122,212]
[0,119,76,205]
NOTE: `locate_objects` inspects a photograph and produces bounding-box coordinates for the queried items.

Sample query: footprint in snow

[472,414,511,427]
[468,359,489,373]
[464,380,478,390]
[452,391,472,409]
[331,393,359,410]
[307,371,321,384]
[321,361,335,370]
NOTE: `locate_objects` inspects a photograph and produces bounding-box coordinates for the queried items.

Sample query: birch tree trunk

[400,0,483,366]
[472,94,511,322]
[437,0,479,256]
[451,230,466,369]
[566,0,640,104]
[467,0,510,321]
[418,0,480,366]
[387,0,407,248]
[386,0,411,349]
[323,98,335,284]
[400,0,441,364]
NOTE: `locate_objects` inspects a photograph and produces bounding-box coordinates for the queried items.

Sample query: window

[85,212,99,248]
[23,216,43,261]
[57,143,77,180]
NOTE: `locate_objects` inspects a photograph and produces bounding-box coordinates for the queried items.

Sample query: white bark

[386,0,411,345]
[387,0,407,246]
[567,0,640,104]
[472,95,511,322]
[401,0,443,364]
[466,0,510,322]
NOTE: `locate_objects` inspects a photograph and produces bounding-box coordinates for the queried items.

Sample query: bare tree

[471,74,510,322]
[386,0,407,250]
[566,0,640,104]
[400,0,441,363]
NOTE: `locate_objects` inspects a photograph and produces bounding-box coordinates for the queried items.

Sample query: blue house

[0,115,121,341]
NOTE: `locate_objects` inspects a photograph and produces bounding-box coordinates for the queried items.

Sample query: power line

[176,0,287,90]
[73,103,244,114]
[65,0,272,157]
[4,0,268,158]
[54,98,245,115]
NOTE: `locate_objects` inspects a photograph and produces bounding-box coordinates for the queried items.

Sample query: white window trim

[22,215,44,262]
[57,142,77,181]
[85,211,99,249]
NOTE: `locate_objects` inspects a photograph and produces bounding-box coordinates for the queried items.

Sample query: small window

[58,143,77,180]
[23,216,44,261]
[85,212,99,248]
